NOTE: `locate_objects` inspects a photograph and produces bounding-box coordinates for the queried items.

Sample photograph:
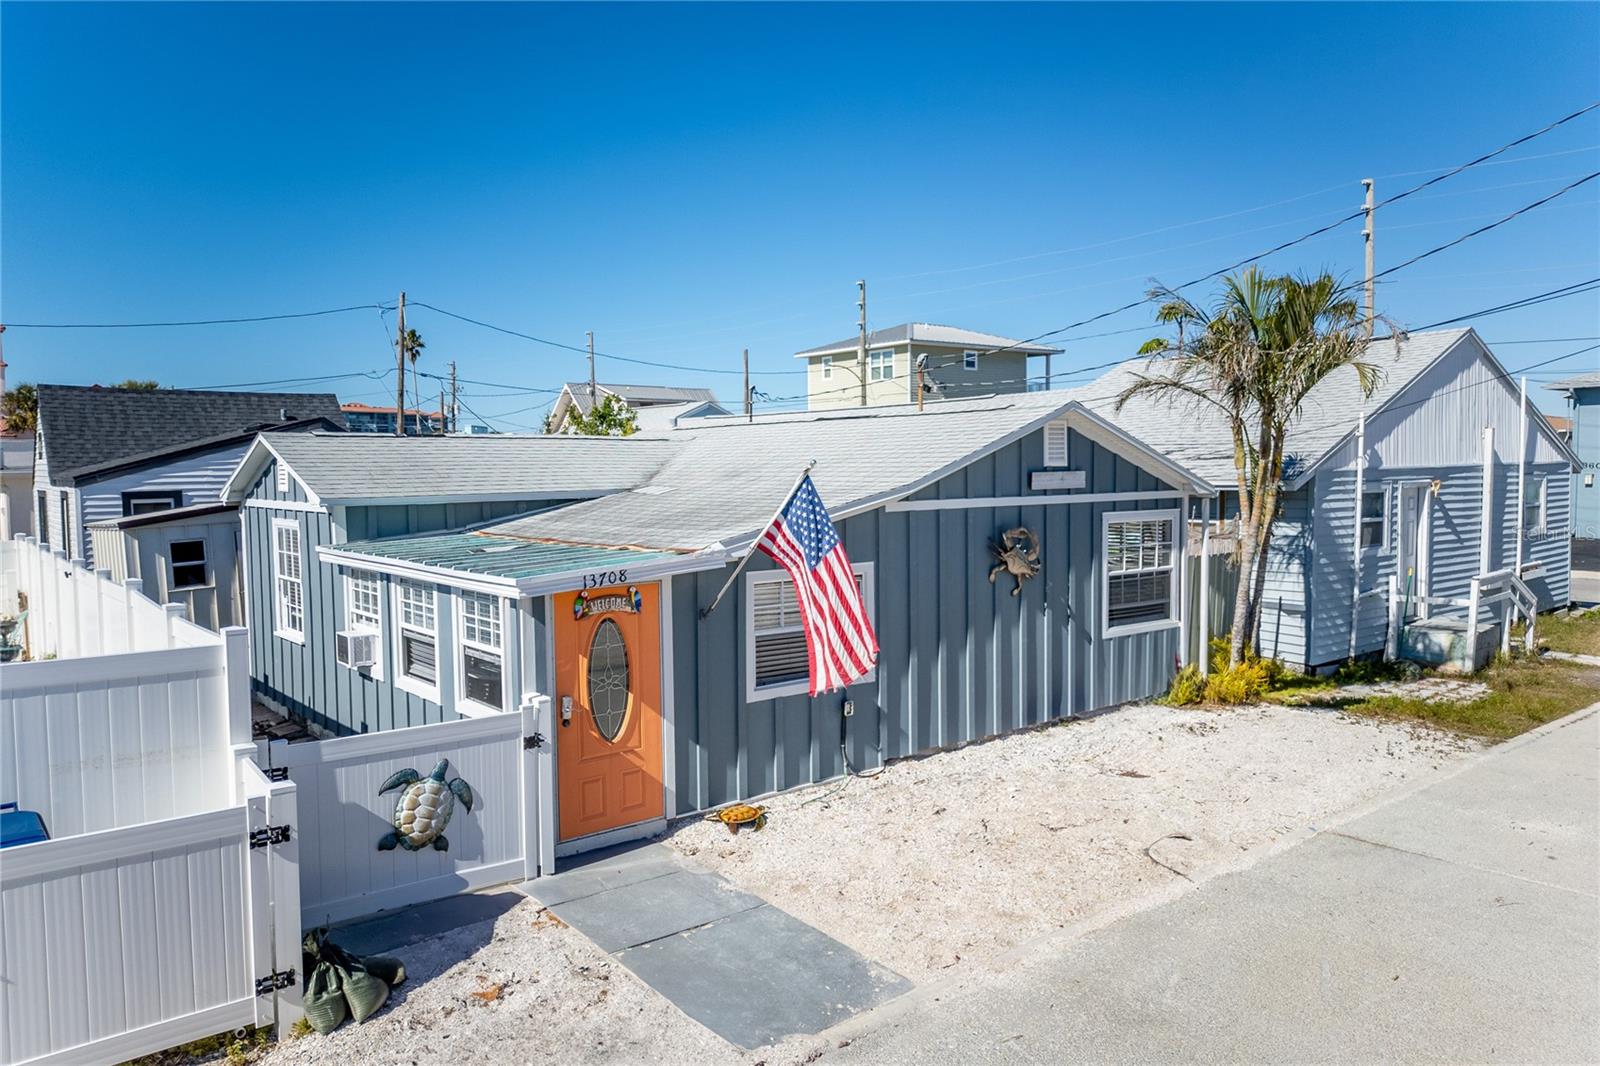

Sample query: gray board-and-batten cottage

[222,432,677,736]
[1093,328,1578,670]
[238,391,1216,855]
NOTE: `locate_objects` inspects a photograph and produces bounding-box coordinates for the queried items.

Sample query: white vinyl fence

[4,536,216,660]
[274,697,553,928]
[0,758,302,1066]
[0,535,303,1066]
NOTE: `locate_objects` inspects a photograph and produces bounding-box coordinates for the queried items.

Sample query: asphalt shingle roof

[480,388,1107,552]
[1072,328,1475,488]
[795,323,1063,358]
[38,385,345,483]
[261,432,677,503]
[1544,371,1600,391]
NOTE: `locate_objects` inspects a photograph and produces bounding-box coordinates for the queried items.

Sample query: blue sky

[3,2,1597,425]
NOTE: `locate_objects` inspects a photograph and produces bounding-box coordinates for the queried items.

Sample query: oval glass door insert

[586,618,630,742]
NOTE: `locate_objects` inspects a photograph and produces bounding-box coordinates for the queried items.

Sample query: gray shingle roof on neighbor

[1075,328,1478,488]
[475,386,1179,553]
[1544,371,1600,391]
[795,323,1063,358]
[260,432,678,503]
[563,382,719,417]
[331,528,686,585]
[38,385,345,483]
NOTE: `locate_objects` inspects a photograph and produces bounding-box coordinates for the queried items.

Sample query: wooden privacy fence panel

[272,705,542,928]
[0,808,256,1066]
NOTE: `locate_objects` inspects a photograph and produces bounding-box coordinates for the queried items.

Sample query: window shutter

[1043,420,1069,467]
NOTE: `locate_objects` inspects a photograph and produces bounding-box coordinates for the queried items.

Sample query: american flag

[757,475,879,695]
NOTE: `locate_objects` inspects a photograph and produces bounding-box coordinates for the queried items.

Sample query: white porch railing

[1383,567,1540,662]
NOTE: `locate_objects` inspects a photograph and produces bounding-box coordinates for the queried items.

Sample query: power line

[5,303,389,329]
[1410,278,1600,331]
[181,368,394,390]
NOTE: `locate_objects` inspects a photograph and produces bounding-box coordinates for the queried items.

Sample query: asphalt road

[821,707,1600,1065]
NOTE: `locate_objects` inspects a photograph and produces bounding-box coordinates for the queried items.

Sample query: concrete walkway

[819,707,1600,1064]
[520,842,910,1049]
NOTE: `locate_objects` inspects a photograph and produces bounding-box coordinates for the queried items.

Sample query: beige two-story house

[794,323,1062,410]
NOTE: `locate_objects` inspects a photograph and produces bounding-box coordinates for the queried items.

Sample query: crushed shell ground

[256,702,1476,1064]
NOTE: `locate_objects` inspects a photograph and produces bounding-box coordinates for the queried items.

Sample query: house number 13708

[581,569,628,589]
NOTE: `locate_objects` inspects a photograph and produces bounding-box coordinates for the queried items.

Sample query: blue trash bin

[0,802,50,848]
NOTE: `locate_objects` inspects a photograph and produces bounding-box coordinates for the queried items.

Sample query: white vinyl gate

[272,697,553,929]
[0,759,302,1066]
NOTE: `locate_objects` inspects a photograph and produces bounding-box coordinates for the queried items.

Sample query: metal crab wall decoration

[988,526,1041,596]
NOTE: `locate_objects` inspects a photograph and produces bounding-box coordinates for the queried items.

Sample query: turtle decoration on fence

[377,758,475,853]
[988,526,1041,596]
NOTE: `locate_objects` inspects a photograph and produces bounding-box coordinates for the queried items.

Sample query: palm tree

[1119,268,1379,667]
[401,329,426,434]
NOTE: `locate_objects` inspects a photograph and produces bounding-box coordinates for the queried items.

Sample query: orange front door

[553,583,664,841]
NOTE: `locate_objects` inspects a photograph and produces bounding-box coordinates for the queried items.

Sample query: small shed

[88,501,245,631]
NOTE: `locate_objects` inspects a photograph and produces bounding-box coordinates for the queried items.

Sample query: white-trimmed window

[346,570,382,631]
[820,355,833,380]
[868,349,894,382]
[1522,476,1547,534]
[169,539,209,590]
[745,562,875,702]
[1102,511,1179,636]
[1359,489,1388,551]
[963,350,979,371]
[458,590,506,712]
[395,579,438,696]
[271,518,304,641]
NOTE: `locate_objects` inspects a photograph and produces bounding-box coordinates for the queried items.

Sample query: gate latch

[523,732,545,751]
[249,825,292,849]
[255,969,297,996]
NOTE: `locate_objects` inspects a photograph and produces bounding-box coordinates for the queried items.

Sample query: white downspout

[1515,376,1528,574]
[1198,496,1212,677]
[1478,425,1495,580]
[1348,408,1365,660]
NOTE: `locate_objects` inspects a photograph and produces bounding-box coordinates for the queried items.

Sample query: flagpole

[700,459,817,620]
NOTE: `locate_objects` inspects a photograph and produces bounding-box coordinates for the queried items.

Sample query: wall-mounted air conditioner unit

[336,629,378,668]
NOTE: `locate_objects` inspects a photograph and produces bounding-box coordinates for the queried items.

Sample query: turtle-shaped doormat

[705,803,768,835]
[377,758,475,852]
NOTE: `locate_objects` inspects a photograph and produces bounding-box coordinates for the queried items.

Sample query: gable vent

[275,463,289,494]
[1043,419,1070,467]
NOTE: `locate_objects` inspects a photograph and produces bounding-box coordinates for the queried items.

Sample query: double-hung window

[745,562,875,701]
[347,570,382,631]
[1102,511,1179,636]
[820,355,833,380]
[963,350,979,371]
[271,518,304,641]
[1359,489,1387,551]
[395,580,438,694]
[458,590,505,712]
[868,350,894,381]
[1522,476,1547,535]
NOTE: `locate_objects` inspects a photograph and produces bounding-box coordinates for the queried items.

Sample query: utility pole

[1362,178,1376,338]
[586,331,597,407]
[394,291,407,436]
[438,388,447,435]
[856,279,868,408]
[449,360,459,434]
[742,347,752,421]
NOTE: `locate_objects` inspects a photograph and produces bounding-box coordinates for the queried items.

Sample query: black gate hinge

[255,969,297,996]
[523,732,546,750]
[249,825,292,849]
[265,766,290,782]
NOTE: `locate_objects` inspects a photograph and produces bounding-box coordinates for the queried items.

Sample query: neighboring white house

[545,382,728,434]
[794,323,1063,411]
[0,348,34,540]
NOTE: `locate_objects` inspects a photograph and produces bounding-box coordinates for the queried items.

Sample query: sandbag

[301,927,407,1032]
[302,961,348,1035]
